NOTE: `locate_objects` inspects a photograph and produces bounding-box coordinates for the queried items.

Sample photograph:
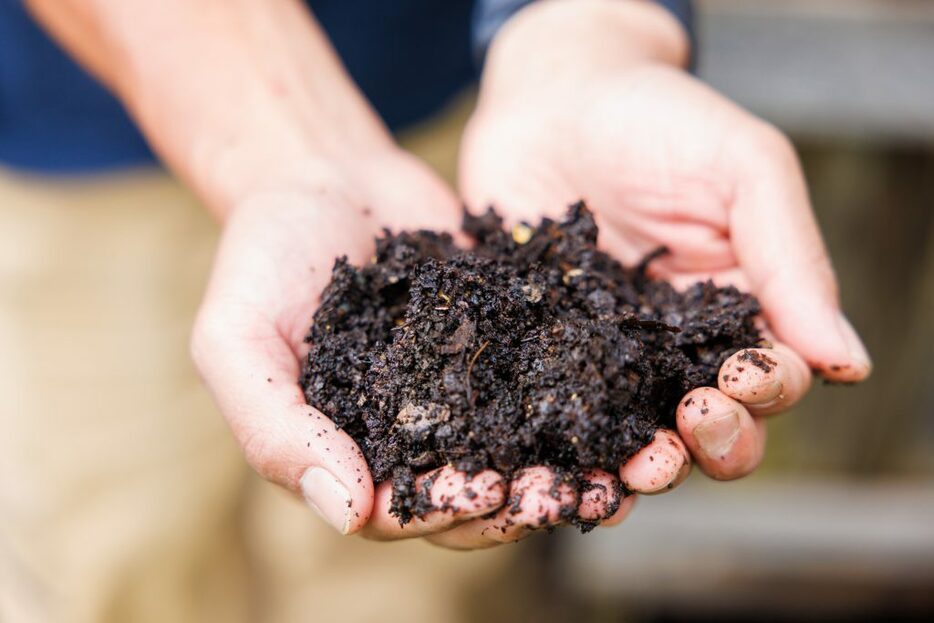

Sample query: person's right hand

[429,0,875,548]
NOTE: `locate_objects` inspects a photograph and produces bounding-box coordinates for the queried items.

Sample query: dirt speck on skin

[300,203,762,527]
[738,349,777,373]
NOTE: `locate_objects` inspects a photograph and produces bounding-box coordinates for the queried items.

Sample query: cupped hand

[190,149,502,538]
[450,1,871,544]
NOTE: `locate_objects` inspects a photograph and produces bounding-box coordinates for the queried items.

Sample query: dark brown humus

[300,203,762,526]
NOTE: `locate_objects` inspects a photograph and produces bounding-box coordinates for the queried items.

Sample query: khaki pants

[0,95,515,623]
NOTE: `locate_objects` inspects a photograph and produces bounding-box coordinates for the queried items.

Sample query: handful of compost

[300,203,762,528]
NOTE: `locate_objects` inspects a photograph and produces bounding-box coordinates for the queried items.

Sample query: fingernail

[300,467,351,534]
[836,312,872,373]
[744,379,783,404]
[693,411,741,459]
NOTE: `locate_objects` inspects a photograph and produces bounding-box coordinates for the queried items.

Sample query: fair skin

[28,0,869,548]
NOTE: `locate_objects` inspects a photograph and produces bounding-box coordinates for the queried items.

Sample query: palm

[460,65,759,290]
[193,152,466,534]
[222,155,464,352]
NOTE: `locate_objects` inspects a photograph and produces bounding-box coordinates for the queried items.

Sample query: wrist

[481,0,689,104]
[214,141,407,223]
[123,42,396,219]
[192,126,397,221]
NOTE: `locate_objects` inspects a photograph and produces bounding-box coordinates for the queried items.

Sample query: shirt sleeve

[471,0,695,69]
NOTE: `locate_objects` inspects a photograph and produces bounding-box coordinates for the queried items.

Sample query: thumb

[190,207,374,535]
[728,125,871,383]
[191,308,374,535]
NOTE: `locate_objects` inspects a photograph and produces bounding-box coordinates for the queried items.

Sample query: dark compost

[300,203,762,526]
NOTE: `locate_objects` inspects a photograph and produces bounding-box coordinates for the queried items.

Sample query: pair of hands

[190,2,870,550]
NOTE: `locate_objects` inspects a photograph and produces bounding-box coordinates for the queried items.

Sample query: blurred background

[2,1,931,622]
[440,1,934,620]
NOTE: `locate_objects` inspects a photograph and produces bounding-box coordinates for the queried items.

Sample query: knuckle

[189,307,224,374]
[190,302,255,377]
[804,246,839,300]
[238,425,287,483]
[734,120,799,173]
[754,121,793,153]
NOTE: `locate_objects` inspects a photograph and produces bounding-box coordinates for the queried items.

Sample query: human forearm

[26,0,393,218]
[480,0,690,104]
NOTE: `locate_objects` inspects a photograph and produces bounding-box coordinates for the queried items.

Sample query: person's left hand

[445,0,871,547]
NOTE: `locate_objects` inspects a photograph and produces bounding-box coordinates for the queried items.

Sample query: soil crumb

[300,202,762,526]
[738,349,776,373]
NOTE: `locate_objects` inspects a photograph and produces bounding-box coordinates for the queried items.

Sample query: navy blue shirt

[0,0,691,174]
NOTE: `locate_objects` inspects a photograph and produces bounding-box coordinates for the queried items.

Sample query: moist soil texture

[300,202,763,528]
